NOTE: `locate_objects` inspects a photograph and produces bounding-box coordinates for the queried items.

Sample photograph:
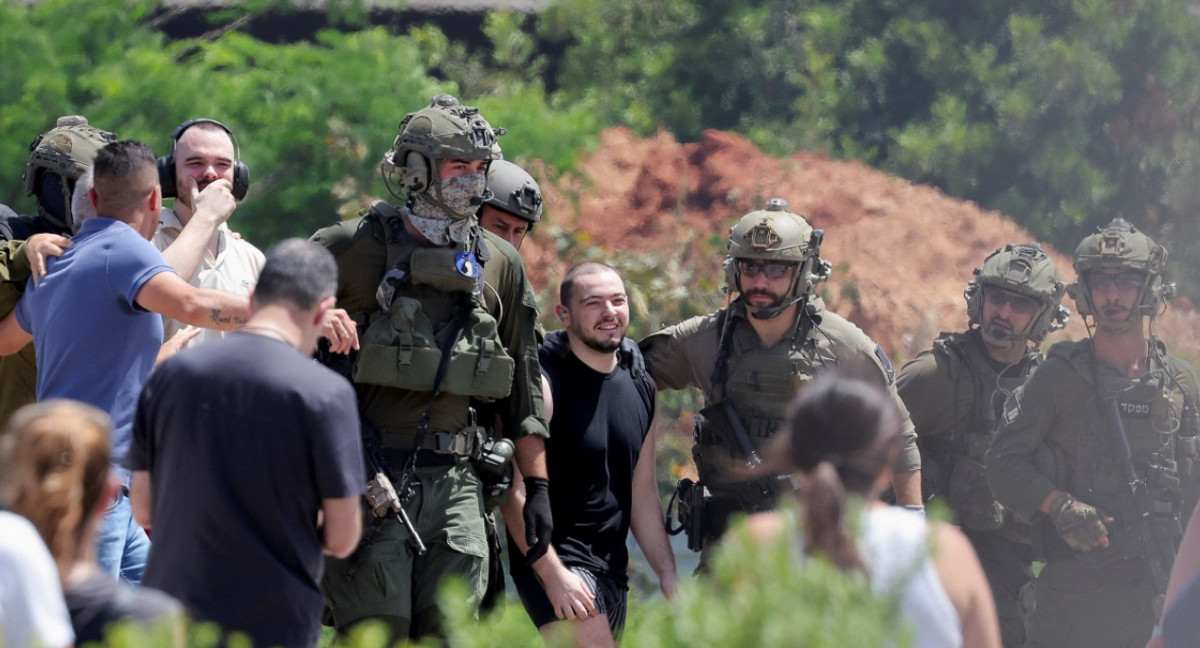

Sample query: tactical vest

[1053,340,1200,559]
[933,333,1037,532]
[696,306,823,509]
[352,203,515,400]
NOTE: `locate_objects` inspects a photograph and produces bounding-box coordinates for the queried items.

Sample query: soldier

[312,94,550,641]
[477,159,542,251]
[897,242,1069,648]
[987,219,1200,648]
[640,198,922,562]
[0,116,116,423]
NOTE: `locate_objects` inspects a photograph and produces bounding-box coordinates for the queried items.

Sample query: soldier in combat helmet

[311,95,550,641]
[641,198,922,563]
[0,116,116,424]
[987,219,1200,648]
[897,242,1069,648]
[477,159,542,251]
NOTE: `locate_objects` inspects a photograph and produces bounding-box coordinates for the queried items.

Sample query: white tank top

[860,506,962,648]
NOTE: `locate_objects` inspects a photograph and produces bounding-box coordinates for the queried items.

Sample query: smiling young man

[506,262,676,647]
[639,198,922,565]
[897,243,1068,648]
[987,219,1200,648]
[152,119,264,350]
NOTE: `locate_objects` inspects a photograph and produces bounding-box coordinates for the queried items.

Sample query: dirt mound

[523,127,1200,361]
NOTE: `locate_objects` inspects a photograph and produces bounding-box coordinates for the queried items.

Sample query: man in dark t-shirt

[507,261,678,645]
[127,239,364,648]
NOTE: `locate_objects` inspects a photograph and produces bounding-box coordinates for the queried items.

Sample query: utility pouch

[409,247,479,294]
[354,297,442,390]
[474,434,515,510]
[441,306,515,399]
[947,454,1005,531]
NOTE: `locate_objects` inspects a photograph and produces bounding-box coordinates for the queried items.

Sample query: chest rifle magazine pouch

[409,247,480,294]
[441,306,514,399]
[354,296,443,390]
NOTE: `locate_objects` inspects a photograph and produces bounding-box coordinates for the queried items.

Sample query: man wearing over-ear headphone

[987,219,1200,648]
[151,118,264,350]
[897,242,1069,648]
[311,94,549,642]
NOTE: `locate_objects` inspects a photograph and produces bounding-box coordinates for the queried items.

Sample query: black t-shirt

[524,331,655,585]
[127,332,364,648]
[66,571,182,644]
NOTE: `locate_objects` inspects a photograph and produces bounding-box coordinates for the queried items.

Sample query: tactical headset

[157,118,250,200]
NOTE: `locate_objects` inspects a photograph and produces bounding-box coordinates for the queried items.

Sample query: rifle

[360,418,426,556]
[1100,394,1182,617]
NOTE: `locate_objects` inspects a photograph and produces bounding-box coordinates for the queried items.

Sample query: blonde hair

[0,399,112,580]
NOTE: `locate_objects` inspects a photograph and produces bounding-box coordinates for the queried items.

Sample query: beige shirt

[152,208,264,349]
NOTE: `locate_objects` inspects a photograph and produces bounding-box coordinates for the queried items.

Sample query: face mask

[408,173,486,245]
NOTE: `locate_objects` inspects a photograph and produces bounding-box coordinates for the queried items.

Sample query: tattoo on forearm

[209,309,248,326]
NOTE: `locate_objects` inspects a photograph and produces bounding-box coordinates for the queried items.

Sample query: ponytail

[801,461,864,574]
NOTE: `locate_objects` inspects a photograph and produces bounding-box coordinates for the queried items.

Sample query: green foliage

[540,0,1200,301]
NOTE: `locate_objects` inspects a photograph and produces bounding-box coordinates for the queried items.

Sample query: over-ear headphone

[157,118,250,200]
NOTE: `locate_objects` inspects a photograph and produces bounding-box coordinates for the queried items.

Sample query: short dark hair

[92,141,158,218]
[559,261,618,306]
[254,239,338,311]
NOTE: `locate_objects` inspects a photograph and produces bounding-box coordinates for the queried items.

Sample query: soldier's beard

[408,174,488,245]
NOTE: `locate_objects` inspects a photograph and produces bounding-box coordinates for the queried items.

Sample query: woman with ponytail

[0,399,181,644]
[746,375,1001,648]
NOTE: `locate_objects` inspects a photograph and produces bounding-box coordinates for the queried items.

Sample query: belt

[381,428,482,461]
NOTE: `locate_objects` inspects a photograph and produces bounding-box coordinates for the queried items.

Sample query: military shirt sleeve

[639,313,720,392]
[986,359,1066,520]
[482,233,547,440]
[0,240,31,319]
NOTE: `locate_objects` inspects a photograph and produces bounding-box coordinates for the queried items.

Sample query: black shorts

[510,562,628,637]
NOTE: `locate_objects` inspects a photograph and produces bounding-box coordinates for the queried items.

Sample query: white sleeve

[0,513,74,648]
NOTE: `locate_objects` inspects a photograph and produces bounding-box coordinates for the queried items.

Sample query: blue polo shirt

[16,217,173,482]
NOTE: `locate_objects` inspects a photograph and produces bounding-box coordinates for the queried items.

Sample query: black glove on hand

[523,476,553,565]
[1049,492,1109,552]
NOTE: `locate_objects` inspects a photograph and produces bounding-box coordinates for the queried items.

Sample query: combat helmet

[482,160,543,227]
[1066,218,1173,331]
[725,198,831,319]
[385,94,503,193]
[22,115,116,230]
[965,242,1069,346]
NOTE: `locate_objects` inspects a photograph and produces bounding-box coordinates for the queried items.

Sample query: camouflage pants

[322,460,489,641]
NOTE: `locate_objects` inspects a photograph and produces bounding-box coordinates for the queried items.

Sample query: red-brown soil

[521,127,1200,362]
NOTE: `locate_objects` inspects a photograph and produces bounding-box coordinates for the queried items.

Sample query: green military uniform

[898,328,1037,647]
[0,239,36,426]
[313,204,546,636]
[641,297,920,555]
[987,338,1200,648]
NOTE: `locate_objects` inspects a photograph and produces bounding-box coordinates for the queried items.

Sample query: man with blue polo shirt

[0,140,250,584]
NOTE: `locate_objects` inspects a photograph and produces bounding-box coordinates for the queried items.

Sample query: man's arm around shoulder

[135,271,249,330]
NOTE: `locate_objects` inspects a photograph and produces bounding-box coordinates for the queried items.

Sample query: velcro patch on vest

[1003,392,1022,425]
[874,344,895,383]
[1116,398,1153,419]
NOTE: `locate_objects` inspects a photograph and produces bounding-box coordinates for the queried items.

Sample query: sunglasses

[1089,271,1144,293]
[737,260,796,280]
[983,288,1039,316]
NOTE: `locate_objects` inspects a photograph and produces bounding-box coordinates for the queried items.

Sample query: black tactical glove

[523,476,553,565]
[1048,492,1109,552]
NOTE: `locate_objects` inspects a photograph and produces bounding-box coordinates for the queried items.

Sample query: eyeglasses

[1089,271,1144,293]
[983,288,1040,316]
[737,260,796,280]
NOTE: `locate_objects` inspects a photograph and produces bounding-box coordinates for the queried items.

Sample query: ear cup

[231,160,250,200]
[401,151,430,193]
[163,118,251,201]
[158,154,178,199]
